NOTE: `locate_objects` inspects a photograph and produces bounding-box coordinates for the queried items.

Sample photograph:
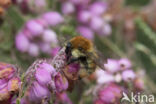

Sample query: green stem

[101,37,126,57]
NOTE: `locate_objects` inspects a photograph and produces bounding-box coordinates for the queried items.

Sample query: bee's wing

[87,51,105,70]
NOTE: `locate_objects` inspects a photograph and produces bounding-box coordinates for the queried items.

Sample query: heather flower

[54,73,68,92]
[104,59,120,73]
[77,26,94,40]
[0,62,21,103]
[55,92,73,104]
[98,83,122,103]
[28,81,51,103]
[15,32,30,52]
[28,43,39,57]
[15,0,47,13]
[61,2,75,15]
[89,16,103,31]
[22,60,69,103]
[77,10,91,23]
[42,12,64,26]
[122,69,136,82]
[98,23,112,36]
[94,99,104,104]
[15,12,61,56]
[26,19,44,36]
[42,29,58,44]
[51,47,60,57]
[119,58,132,69]
[89,1,107,16]
[95,69,114,84]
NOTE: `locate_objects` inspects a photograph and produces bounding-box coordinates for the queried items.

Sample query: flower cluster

[0,0,11,15]
[15,11,63,57]
[93,58,145,104]
[60,0,112,40]
[0,62,21,104]
[21,60,70,104]
[13,0,47,13]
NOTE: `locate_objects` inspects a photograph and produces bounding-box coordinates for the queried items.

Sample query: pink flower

[51,47,60,57]
[54,73,68,92]
[42,12,64,26]
[55,92,73,104]
[61,2,75,15]
[15,33,30,52]
[38,62,57,77]
[98,83,122,103]
[35,68,52,86]
[0,62,21,102]
[28,43,39,57]
[77,10,91,23]
[28,82,50,102]
[89,2,107,16]
[42,29,58,44]
[89,16,103,31]
[104,59,120,73]
[119,58,132,69]
[94,99,104,104]
[95,69,114,84]
[77,26,94,40]
[98,23,112,36]
[40,43,51,53]
[122,70,136,82]
[26,19,44,36]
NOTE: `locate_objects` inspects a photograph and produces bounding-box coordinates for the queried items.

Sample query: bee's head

[65,36,93,62]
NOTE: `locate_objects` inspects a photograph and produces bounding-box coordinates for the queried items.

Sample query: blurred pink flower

[42,29,58,44]
[104,59,120,73]
[77,26,94,40]
[89,16,103,31]
[61,2,75,15]
[94,99,104,104]
[15,33,30,52]
[122,69,136,82]
[95,69,114,84]
[98,83,122,103]
[42,12,64,26]
[77,10,91,23]
[89,1,107,16]
[119,58,132,69]
[26,19,44,36]
[98,23,112,36]
[28,43,39,57]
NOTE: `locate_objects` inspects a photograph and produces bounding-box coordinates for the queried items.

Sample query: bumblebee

[65,36,97,79]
